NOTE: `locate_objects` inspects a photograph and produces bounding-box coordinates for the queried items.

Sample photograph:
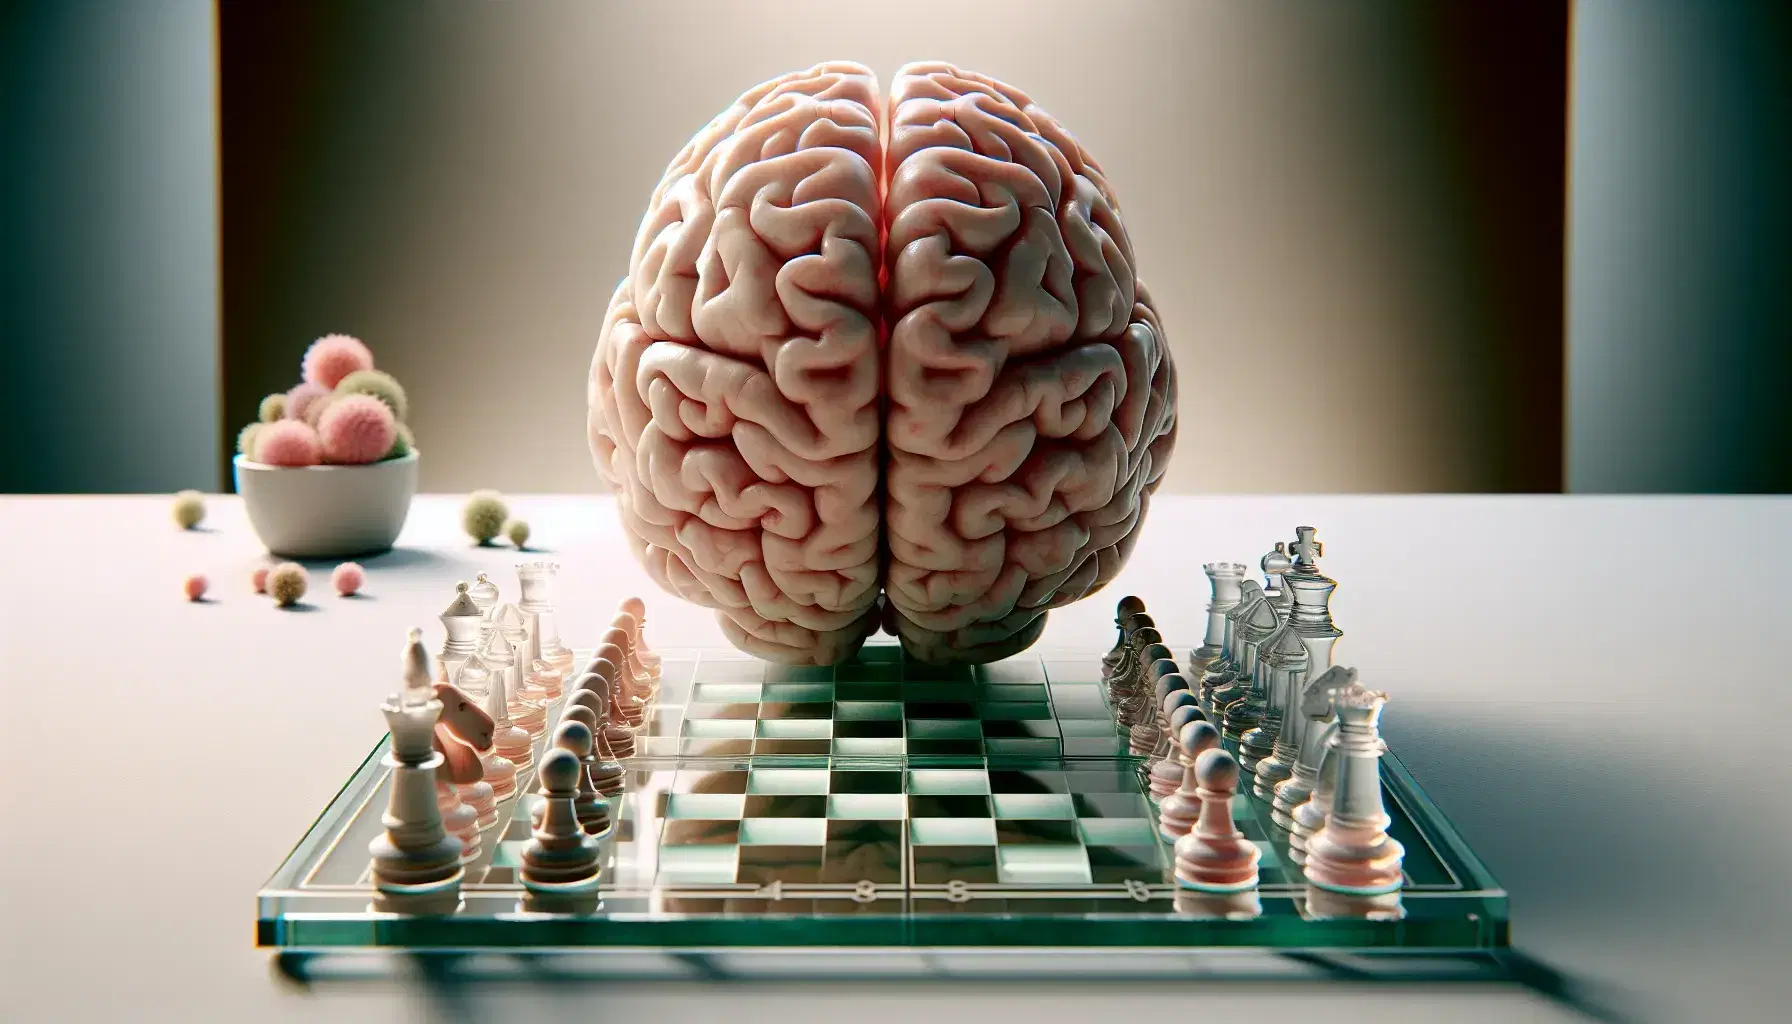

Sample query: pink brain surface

[590,61,1178,666]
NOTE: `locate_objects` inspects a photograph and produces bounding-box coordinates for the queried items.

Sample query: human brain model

[590,61,1178,665]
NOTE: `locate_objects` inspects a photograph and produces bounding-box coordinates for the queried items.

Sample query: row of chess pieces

[366,562,665,916]
[1105,526,1409,920]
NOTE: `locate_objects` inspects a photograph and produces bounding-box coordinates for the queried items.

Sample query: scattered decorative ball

[505,518,531,549]
[301,333,375,390]
[251,565,270,593]
[268,562,308,607]
[334,368,408,421]
[258,392,288,423]
[236,422,264,459]
[171,489,206,529]
[285,381,330,422]
[462,490,509,545]
[317,394,397,465]
[182,574,208,601]
[331,561,366,596]
[385,421,414,460]
[254,420,323,467]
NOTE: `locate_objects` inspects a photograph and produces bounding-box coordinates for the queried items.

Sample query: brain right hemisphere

[590,61,1178,665]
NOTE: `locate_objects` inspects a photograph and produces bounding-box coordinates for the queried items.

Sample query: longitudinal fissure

[589,62,1177,665]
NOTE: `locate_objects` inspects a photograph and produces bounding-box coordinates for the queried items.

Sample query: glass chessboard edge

[256,636,1507,954]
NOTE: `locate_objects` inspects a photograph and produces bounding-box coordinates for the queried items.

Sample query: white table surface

[3,493,1788,1023]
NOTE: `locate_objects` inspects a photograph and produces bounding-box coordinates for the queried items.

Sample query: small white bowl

[234,451,419,559]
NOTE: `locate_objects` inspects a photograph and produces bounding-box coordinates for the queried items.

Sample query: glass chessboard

[257,643,1507,962]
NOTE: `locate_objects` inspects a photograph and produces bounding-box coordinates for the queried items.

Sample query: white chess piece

[1205,582,1264,718]
[1273,665,1349,832]
[438,582,483,682]
[457,772,499,832]
[1104,612,1153,702]
[597,634,648,729]
[1166,703,1203,772]
[1260,541,1293,613]
[606,618,654,706]
[435,776,480,864]
[478,625,513,684]
[1289,721,1339,868]
[577,655,636,761]
[522,611,565,699]
[1140,656,1182,769]
[1246,626,1308,788]
[490,603,526,656]
[1221,596,1279,744]
[1158,719,1221,842]
[518,748,602,914]
[368,630,464,915]
[483,643,533,772]
[515,611,547,700]
[552,719,613,838]
[569,686,627,798]
[1149,686,1199,799]
[505,637,547,739]
[619,597,661,677]
[1302,680,1405,896]
[1173,748,1260,893]
[517,561,575,673]
[1191,565,1245,679]
[469,575,500,653]
[457,653,518,801]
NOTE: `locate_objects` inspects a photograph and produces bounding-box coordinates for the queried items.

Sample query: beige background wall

[221,0,1566,495]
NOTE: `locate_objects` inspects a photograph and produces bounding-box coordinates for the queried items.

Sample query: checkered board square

[636,645,1130,762]
[555,644,1386,899]
[632,761,1170,891]
[479,762,1451,899]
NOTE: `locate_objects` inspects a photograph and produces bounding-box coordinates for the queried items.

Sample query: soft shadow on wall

[218,0,1567,496]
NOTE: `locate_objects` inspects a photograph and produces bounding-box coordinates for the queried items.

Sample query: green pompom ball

[462,489,508,545]
[384,421,414,460]
[258,392,288,423]
[505,518,531,549]
[268,561,308,607]
[172,489,206,529]
[335,369,408,421]
[237,422,265,459]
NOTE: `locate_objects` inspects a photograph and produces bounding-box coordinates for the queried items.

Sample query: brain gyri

[590,62,1178,665]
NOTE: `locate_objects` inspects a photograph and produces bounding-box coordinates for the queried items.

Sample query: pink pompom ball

[317,394,397,465]
[285,382,329,422]
[302,392,339,428]
[255,420,323,467]
[331,561,366,596]
[183,574,208,601]
[301,334,374,390]
[251,566,270,593]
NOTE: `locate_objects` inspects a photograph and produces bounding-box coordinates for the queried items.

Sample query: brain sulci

[589,61,1178,666]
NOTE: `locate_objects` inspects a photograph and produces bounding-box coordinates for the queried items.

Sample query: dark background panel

[1569,0,1792,492]
[1,0,218,493]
